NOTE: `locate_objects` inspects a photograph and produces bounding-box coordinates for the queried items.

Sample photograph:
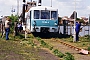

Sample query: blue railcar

[26,6,58,33]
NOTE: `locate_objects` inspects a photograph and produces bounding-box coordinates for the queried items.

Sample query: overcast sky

[0,0,90,18]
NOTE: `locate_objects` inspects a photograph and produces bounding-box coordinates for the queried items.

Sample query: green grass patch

[53,49,64,58]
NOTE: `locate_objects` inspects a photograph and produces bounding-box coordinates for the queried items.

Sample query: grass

[0,33,45,60]
[0,40,43,60]
[1,32,90,60]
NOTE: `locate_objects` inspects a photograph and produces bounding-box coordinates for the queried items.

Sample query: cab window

[51,11,57,20]
[41,10,50,19]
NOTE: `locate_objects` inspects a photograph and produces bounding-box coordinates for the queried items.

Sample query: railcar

[26,6,58,33]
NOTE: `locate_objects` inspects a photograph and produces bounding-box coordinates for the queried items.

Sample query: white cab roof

[29,6,58,11]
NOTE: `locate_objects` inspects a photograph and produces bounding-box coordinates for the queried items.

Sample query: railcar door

[30,11,31,30]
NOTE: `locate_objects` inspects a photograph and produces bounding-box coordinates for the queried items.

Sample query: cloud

[0,0,90,18]
[0,0,17,6]
[0,0,23,16]
[87,6,90,10]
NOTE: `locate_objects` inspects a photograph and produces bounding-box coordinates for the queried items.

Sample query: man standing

[5,17,11,40]
[75,21,81,41]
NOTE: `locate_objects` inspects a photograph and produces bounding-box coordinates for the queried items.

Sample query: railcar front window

[51,11,57,20]
[41,10,50,19]
[34,10,40,19]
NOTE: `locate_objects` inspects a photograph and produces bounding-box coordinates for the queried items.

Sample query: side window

[34,10,40,19]
[51,11,57,20]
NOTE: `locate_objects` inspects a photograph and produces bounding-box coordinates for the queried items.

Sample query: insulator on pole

[38,0,41,6]
[23,0,25,2]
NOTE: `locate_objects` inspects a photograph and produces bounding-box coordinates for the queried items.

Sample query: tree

[9,15,18,32]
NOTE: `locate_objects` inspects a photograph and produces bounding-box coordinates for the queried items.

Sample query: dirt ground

[37,48,60,60]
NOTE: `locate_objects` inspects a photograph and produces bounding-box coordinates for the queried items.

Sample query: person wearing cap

[5,17,11,40]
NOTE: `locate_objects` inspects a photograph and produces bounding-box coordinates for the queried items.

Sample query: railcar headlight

[54,21,58,26]
[33,21,36,26]
[54,22,58,25]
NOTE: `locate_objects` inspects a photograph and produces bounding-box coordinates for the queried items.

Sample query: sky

[0,0,90,18]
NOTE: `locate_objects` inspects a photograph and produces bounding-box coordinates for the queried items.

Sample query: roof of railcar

[29,6,58,11]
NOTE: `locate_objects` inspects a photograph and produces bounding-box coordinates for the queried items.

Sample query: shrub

[49,46,53,50]
[36,37,41,41]
[63,52,75,60]
[88,46,90,51]
[53,49,64,58]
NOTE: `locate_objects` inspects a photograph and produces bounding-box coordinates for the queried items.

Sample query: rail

[55,39,90,55]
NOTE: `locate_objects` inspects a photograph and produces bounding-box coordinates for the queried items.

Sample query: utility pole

[11,6,14,15]
[73,0,76,42]
[1,16,4,38]
[23,0,27,39]
[88,14,90,36]
[17,0,19,16]
[51,0,52,7]
[22,0,25,23]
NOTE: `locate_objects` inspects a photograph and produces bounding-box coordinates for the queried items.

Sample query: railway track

[26,32,90,55]
[43,38,90,60]
[54,39,90,54]
[43,37,90,55]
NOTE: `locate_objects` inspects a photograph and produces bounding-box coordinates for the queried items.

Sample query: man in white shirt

[5,17,11,40]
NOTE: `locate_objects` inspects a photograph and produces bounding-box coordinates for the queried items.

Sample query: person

[5,17,11,40]
[17,22,22,32]
[75,21,81,41]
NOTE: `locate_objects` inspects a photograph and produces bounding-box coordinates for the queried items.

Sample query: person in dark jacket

[75,21,81,41]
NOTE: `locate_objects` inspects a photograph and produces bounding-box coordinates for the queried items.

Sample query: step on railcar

[26,6,58,33]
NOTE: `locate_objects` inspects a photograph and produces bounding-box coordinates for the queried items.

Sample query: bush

[63,52,75,60]
[36,37,41,41]
[49,46,53,50]
[88,46,90,51]
[53,49,64,58]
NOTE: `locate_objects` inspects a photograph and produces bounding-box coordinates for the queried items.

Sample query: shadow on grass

[32,32,71,39]
[14,33,25,39]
